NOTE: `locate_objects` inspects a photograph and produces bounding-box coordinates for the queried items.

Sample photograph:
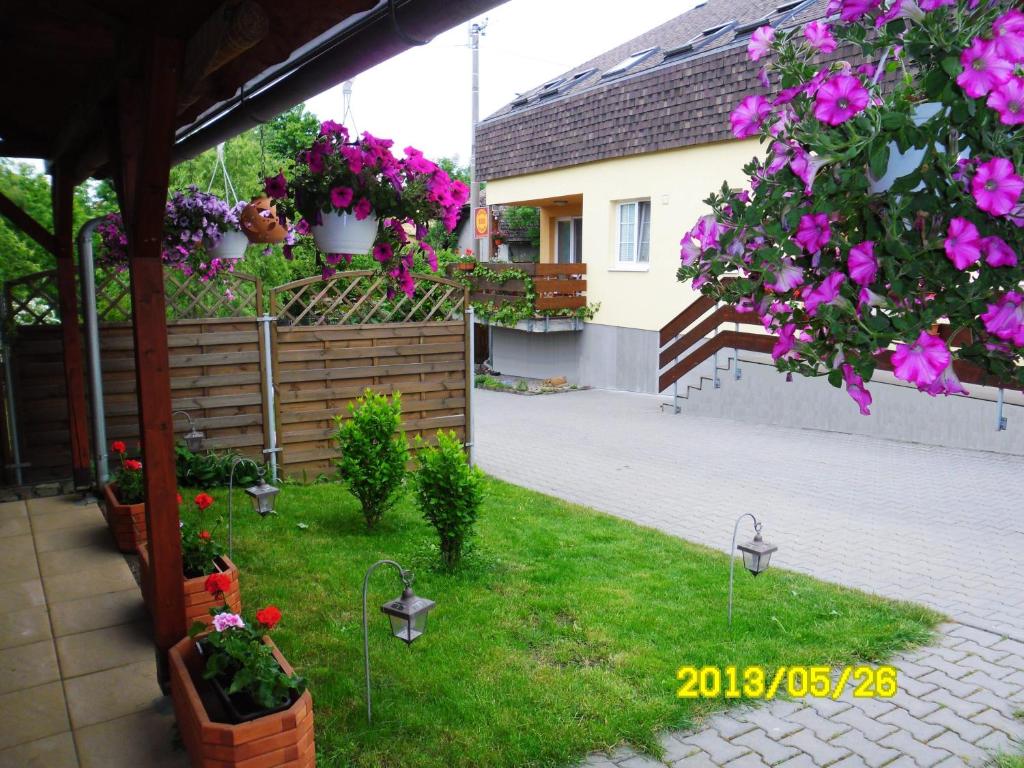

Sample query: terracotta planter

[103,483,146,553]
[240,195,287,244]
[137,544,242,628]
[170,635,315,767]
[455,262,477,272]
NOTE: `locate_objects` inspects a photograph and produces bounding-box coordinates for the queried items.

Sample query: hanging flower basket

[240,195,287,244]
[206,229,249,261]
[310,210,379,254]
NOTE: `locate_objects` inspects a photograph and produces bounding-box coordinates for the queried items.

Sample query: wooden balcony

[452,262,588,314]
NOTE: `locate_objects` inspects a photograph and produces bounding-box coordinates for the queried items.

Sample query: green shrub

[175,445,261,489]
[334,390,409,529]
[414,431,483,569]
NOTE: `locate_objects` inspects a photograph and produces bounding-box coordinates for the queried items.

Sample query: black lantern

[737,531,778,576]
[245,477,280,516]
[381,586,436,644]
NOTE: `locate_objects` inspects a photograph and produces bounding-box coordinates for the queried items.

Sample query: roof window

[602,47,659,78]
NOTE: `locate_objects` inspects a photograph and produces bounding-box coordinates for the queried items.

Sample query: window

[616,201,651,268]
[556,217,583,264]
[602,47,659,78]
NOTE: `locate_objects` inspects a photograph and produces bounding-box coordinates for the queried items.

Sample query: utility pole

[469,19,487,261]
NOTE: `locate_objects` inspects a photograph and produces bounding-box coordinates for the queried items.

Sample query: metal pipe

[227,456,262,558]
[258,315,278,481]
[467,306,475,465]
[362,559,410,723]
[733,321,742,381]
[77,217,109,487]
[997,388,1008,431]
[728,512,760,629]
[0,295,24,485]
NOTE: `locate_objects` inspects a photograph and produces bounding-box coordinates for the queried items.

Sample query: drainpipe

[257,314,279,481]
[0,296,24,485]
[77,217,109,487]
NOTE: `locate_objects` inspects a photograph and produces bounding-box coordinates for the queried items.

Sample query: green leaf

[869,143,891,180]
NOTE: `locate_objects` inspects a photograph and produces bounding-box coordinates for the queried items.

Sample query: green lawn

[188,477,940,768]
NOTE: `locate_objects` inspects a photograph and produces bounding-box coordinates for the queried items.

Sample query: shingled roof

[476,0,829,181]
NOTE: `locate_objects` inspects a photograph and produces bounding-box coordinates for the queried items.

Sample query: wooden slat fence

[455,262,588,313]
[270,271,470,480]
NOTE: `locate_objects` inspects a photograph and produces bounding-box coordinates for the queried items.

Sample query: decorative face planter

[169,636,316,766]
[310,211,379,255]
[240,195,287,244]
[137,546,242,628]
[102,483,147,553]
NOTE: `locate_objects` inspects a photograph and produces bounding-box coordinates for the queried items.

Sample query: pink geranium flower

[212,612,246,632]
[839,0,882,22]
[329,186,354,210]
[803,21,837,53]
[987,78,1024,125]
[891,331,950,388]
[847,241,878,285]
[982,235,1018,267]
[956,38,1013,99]
[803,272,846,315]
[981,291,1024,345]
[841,364,872,415]
[993,9,1024,63]
[730,95,772,138]
[971,157,1024,216]
[813,75,869,126]
[794,212,832,254]
[748,26,775,62]
[944,217,983,269]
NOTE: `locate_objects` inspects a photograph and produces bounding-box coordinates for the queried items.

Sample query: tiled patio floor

[0,495,188,768]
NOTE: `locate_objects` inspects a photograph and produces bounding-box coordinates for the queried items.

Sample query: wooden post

[120,36,186,686]
[52,171,93,487]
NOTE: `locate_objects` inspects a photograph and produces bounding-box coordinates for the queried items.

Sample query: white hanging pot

[207,230,250,261]
[311,211,379,255]
[869,102,945,194]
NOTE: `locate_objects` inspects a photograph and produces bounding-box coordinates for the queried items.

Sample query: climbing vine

[451,265,600,327]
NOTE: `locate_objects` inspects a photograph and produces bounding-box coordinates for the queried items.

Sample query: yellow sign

[474,207,490,238]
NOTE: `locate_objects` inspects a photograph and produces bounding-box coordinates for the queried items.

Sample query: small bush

[414,431,483,569]
[334,390,409,529]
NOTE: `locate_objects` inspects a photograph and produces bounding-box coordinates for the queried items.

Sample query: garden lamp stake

[728,513,778,629]
[172,410,206,452]
[226,457,280,557]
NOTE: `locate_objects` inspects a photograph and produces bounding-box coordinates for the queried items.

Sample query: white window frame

[614,199,651,271]
[555,216,583,264]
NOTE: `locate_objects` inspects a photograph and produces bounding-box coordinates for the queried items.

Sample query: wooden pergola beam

[0,191,56,254]
[51,169,92,487]
[120,35,187,685]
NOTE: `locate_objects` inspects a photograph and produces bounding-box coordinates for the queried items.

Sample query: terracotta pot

[103,483,146,554]
[137,545,242,628]
[455,262,477,272]
[240,195,287,244]
[310,211,378,254]
[170,635,315,767]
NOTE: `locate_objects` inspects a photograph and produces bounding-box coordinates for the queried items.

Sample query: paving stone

[922,706,992,744]
[958,653,1013,679]
[922,687,988,718]
[915,654,971,680]
[779,730,848,766]
[959,670,1019,700]
[832,707,898,742]
[803,696,851,718]
[678,730,749,764]
[974,706,1024,737]
[878,707,945,743]
[948,625,1001,646]
[993,638,1024,657]
[925,730,991,765]
[781,707,849,740]
[737,709,802,739]
[732,728,799,766]
[829,756,869,768]
[619,755,668,768]
[702,713,757,739]
[878,731,951,768]
[657,734,699,764]
[669,752,715,768]
[885,689,941,719]
[918,669,981,699]
[974,728,1016,754]
[829,731,900,768]
[774,757,817,768]
[582,756,619,768]
[954,640,1011,665]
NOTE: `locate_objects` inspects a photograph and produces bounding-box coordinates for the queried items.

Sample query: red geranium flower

[256,605,282,629]
[124,459,142,471]
[176,493,183,506]
[111,440,126,454]
[194,492,214,511]
[198,530,211,541]
[204,572,231,596]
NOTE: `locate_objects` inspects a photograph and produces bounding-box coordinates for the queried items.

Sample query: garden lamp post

[362,560,436,723]
[728,513,778,629]
[226,456,280,557]
[172,410,206,452]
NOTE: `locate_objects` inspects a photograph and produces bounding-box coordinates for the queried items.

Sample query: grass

[189,477,940,768]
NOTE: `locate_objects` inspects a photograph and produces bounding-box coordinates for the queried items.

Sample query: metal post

[469,21,485,260]
[362,559,409,724]
[996,388,1008,431]
[711,303,721,389]
[467,306,476,465]
[226,456,262,559]
[728,512,759,629]
[257,314,278,481]
[77,217,109,487]
[733,321,742,381]
[0,296,23,486]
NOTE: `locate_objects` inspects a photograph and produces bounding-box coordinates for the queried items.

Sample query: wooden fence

[456,262,588,313]
[1,268,470,485]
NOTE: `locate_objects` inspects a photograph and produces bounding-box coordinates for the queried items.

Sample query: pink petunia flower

[956,38,1013,99]
[918,0,954,11]
[372,242,393,263]
[771,323,799,361]
[925,362,969,397]
[329,186,354,210]
[944,217,983,269]
[748,26,775,62]
[730,95,772,138]
[993,9,1024,63]
[354,197,374,221]
[971,157,1024,216]
[841,364,872,415]
[813,75,869,126]
[789,148,829,195]
[847,241,878,285]
[982,235,1018,267]
[839,0,882,22]
[987,77,1024,125]
[803,21,837,53]
[767,259,804,293]
[264,173,287,199]
[803,272,846,316]
[980,291,1024,345]
[794,212,832,254]
[891,331,951,388]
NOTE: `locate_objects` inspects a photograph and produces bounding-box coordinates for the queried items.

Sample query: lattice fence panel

[4,271,61,327]
[270,272,466,326]
[93,268,261,322]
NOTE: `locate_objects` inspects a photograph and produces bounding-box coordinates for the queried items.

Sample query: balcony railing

[452,262,587,315]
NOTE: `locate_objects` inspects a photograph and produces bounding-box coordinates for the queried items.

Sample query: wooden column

[52,171,92,487]
[120,36,186,684]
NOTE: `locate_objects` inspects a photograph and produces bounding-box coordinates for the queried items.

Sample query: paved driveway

[475,388,1024,768]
